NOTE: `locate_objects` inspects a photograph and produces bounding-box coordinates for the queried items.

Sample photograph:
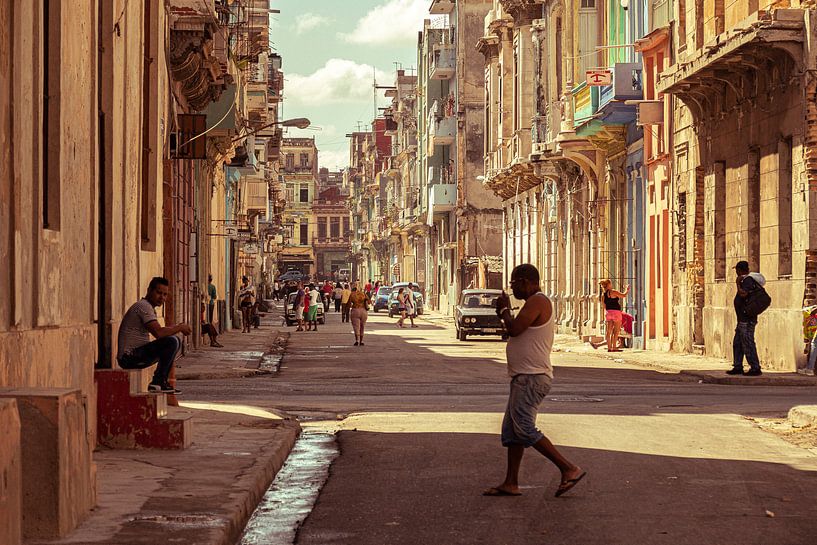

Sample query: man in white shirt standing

[305,283,322,332]
[484,264,585,498]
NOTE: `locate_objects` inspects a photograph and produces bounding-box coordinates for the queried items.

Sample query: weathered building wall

[0,0,98,535]
[98,0,169,364]
[664,5,813,370]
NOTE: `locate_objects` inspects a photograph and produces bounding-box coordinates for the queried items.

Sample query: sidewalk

[418,309,817,387]
[37,307,300,545]
[176,312,288,380]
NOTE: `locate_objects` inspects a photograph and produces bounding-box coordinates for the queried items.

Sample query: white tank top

[505,292,554,378]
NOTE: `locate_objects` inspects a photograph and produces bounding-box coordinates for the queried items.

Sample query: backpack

[743,285,772,318]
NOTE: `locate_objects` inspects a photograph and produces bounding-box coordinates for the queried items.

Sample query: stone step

[95,369,192,449]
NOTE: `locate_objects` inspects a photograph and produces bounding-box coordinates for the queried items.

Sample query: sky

[271,0,434,171]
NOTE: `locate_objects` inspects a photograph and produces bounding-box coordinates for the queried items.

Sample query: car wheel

[458,328,467,341]
[373,308,378,313]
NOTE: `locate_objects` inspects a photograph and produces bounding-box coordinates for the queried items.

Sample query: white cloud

[340,0,434,45]
[317,148,349,171]
[285,59,390,106]
[295,13,331,34]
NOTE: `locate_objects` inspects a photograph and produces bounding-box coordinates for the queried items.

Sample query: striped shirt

[117,298,158,358]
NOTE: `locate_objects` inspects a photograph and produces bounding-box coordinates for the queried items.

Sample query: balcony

[430,115,456,149]
[429,0,454,14]
[596,63,643,125]
[430,45,455,80]
[572,81,600,131]
[427,183,456,221]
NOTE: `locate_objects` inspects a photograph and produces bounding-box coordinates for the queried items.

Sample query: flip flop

[482,487,522,497]
[555,471,587,498]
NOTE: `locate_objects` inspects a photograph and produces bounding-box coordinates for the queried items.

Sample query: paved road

[183,305,817,545]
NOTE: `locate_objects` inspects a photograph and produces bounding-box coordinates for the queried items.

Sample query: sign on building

[586,69,613,86]
[243,243,259,254]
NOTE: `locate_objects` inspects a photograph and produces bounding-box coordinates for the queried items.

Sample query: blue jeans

[501,374,552,447]
[807,335,817,371]
[732,322,760,371]
[118,336,181,385]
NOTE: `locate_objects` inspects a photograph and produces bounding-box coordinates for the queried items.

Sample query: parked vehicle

[387,283,425,317]
[277,269,307,283]
[284,291,325,326]
[454,289,506,341]
[335,268,351,282]
[372,285,392,312]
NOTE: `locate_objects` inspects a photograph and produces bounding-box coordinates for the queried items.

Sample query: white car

[335,268,351,282]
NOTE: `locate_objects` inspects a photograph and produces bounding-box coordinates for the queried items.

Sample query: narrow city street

[183,306,817,545]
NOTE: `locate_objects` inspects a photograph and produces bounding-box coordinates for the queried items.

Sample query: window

[677,192,687,270]
[747,148,760,270]
[285,183,294,203]
[42,0,61,230]
[299,219,308,246]
[285,153,294,170]
[318,217,327,239]
[300,185,309,203]
[330,217,340,238]
[714,161,726,280]
[300,153,309,167]
[343,216,350,237]
[513,38,519,132]
[779,137,793,277]
[140,1,156,249]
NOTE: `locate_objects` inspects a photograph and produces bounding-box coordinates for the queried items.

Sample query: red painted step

[95,369,192,449]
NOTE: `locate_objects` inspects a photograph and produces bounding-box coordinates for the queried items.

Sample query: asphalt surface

[182,304,817,545]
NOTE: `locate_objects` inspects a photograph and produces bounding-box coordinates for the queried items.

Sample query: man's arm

[497,294,551,338]
[146,320,192,339]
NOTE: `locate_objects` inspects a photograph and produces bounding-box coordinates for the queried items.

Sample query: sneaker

[745,368,762,377]
[797,368,815,376]
[725,368,744,375]
[354,341,359,346]
[148,382,181,394]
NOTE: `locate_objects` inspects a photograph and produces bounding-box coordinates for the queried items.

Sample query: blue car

[372,286,392,312]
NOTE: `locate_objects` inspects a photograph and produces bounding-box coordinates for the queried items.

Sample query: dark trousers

[118,336,181,385]
[341,302,351,322]
[207,302,215,325]
[334,299,342,312]
[733,321,761,371]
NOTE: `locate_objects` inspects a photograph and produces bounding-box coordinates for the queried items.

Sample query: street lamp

[231,117,311,143]
[620,0,629,9]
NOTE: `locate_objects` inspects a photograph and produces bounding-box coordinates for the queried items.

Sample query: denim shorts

[501,373,552,447]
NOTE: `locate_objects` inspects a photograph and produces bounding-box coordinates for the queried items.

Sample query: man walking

[341,283,352,323]
[117,277,191,393]
[207,274,217,326]
[485,264,585,498]
[729,260,763,376]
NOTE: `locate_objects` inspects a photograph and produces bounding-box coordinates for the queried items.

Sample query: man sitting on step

[117,276,192,394]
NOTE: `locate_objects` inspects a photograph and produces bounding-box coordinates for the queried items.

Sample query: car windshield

[378,287,391,295]
[461,294,498,308]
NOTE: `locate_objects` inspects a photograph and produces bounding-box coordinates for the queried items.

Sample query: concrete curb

[788,405,817,427]
[216,420,301,545]
[681,370,817,387]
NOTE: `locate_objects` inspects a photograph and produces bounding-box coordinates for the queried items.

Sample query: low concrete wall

[0,388,95,539]
[0,399,22,545]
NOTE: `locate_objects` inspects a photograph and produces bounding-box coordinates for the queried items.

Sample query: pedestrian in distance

[396,287,408,328]
[306,283,321,332]
[407,283,419,328]
[349,282,370,346]
[333,282,343,313]
[322,280,333,312]
[800,305,817,376]
[484,263,585,498]
[341,283,352,323]
[207,274,217,325]
[598,279,629,352]
[200,297,223,348]
[294,281,306,332]
[117,277,191,394]
[238,276,256,333]
[729,260,770,376]
[365,279,373,299]
[273,280,281,301]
